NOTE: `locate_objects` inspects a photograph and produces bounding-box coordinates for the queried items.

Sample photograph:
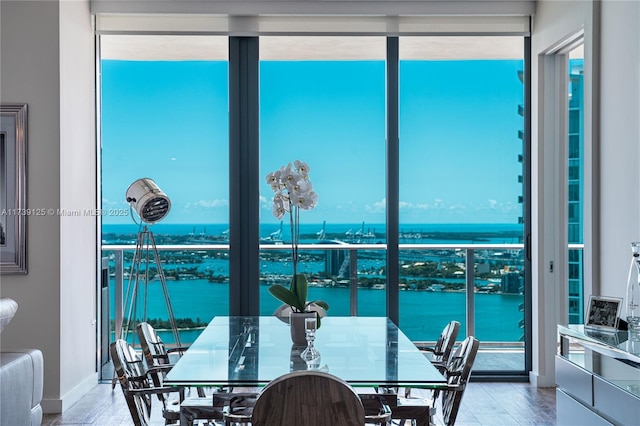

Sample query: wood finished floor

[42,381,556,425]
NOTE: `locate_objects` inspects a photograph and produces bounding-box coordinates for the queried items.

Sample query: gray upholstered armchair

[0,298,44,426]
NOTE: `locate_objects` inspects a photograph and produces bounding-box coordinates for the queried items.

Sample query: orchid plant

[266,160,329,316]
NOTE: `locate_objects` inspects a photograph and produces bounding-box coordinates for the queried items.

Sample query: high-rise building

[501,271,523,294]
[568,60,585,324]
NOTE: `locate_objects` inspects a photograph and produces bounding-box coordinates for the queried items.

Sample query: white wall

[531,0,640,386]
[59,0,98,410]
[0,0,97,412]
[599,0,640,298]
[531,0,597,387]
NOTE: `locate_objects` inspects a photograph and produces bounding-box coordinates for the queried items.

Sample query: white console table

[556,324,640,425]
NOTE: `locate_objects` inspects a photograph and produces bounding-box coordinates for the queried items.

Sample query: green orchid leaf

[311,300,329,312]
[292,274,308,308]
[268,285,304,312]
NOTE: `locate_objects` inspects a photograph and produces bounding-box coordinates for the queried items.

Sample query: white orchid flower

[273,191,290,210]
[294,160,310,178]
[266,172,279,191]
[272,192,289,219]
[272,203,286,219]
[293,190,318,210]
[266,160,317,218]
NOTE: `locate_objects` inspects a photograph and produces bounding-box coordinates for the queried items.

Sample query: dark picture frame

[585,295,622,331]
[0,104,27,274]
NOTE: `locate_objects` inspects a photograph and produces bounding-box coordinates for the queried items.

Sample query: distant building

[517,70,525,233]
[501,272,523,294]
[477,263,490,274]
[568,60,585,324]
[325,249,349,278]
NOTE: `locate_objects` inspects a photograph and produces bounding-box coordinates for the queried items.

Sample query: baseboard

[41,398,63,414]
[529,370,556,388]
[42,372,99,414]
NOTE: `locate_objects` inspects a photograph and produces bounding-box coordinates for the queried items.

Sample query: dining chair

[404,320,461,399]
[378,320,460,399]
[110,338,184,425]
[246,370,390,426]
[416,320,461,373]
[136,321,207,398]
[393,336,480,426]
[110,339,218,426]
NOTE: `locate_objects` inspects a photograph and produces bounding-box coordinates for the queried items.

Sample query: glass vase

[626,242,640,330]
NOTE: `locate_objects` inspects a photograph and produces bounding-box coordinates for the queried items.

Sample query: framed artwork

[0,104,27,274]
[585,295,622,331]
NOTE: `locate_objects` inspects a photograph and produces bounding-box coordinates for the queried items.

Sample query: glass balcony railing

[100,242,585,377]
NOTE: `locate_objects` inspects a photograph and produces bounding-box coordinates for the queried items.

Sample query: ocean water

[112,279,524,344]
[103,222,523,244]
[104,223,525,344]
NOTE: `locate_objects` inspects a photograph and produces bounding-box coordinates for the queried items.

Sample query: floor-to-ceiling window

[398,36,527,373]
[99,30,530,380]
[99,36,229,365]
[258,36,387,317]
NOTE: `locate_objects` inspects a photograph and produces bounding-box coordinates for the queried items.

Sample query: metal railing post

[114,250,123,340]
[350,249,358,316]
[466,248,475,338]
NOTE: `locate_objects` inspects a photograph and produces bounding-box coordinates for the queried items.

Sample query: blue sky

[101,58,524,225]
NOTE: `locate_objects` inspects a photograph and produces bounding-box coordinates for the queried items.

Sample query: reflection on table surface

[165,316,447,389]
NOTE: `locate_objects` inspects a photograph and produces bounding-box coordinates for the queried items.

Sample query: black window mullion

[229,36,260,316]
[523,34,533,376]
[386,37,400,325]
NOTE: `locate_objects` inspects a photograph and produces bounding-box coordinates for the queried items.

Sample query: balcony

[99,241,584,380]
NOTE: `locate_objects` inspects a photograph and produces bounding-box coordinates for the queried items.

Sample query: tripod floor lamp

[118,178,181,348]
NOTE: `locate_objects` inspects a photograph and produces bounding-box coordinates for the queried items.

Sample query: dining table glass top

[164,316,447,388]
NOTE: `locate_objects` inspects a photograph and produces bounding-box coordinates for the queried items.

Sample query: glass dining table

[164,316,447,390]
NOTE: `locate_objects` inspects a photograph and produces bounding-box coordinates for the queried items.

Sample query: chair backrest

[440,336,479,426]
[136,321,174,403]
[137,321,171,368]
[110,339,153,426]
[432,320,461,364]
[251,371,365,426]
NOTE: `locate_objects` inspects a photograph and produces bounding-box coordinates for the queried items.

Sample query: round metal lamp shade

[126,178,171,223]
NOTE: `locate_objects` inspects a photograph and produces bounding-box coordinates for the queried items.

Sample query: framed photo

[0,104,27,274]
[585,295,622,331]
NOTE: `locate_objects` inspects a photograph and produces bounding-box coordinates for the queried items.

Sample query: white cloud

[365,198,386,213]
[185,199,229,209]
[103,198,129,209]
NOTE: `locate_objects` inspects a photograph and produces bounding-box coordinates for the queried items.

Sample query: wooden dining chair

[393,336,480,426]
[248,370,389,426]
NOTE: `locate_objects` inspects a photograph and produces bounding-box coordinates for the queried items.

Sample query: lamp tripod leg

[112,227,181,389]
